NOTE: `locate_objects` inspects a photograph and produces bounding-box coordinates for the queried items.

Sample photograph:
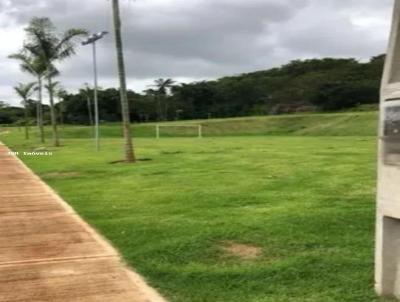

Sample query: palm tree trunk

[86,95,94,137]
[164,98,169,121]
[156,96,162,121]
[87,96,94,126]
[37,76,45,143]
[60,101,64,127]
[24,99,29,140]
[112,0,135,163]
[48,76,60,147]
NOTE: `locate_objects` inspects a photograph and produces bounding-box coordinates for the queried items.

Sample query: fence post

[156,124,160,139]
[198,124,202,138]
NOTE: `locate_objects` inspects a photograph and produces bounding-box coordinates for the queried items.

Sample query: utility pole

[82,31,108,151]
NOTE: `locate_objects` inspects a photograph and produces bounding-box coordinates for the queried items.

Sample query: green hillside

[0,111,379,139]
[187,111,378,137]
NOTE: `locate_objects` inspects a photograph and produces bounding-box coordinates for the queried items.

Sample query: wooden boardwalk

[0,143,166,302]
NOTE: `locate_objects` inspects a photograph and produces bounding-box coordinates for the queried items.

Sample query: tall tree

[9,52,47,143]
[151,78,175,121]
[13,82,36,139]
[24,17,88,147]
[111,0,136,162]
[153,78,176,95]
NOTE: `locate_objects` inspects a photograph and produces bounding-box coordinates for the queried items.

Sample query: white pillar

[376,0,400,298]
[156,124,160,139]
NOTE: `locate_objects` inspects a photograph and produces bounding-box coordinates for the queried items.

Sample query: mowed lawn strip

[1,130,392,301]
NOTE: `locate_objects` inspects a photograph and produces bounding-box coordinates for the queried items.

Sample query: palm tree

[44,67,61,145]
[143,88,157,119]
[9,51,47,143]
[151,78,175,121]
[24,17,88,147]
[56,87,68,126]
[111,0,136,163]
[153,78,176,95]
[80,84,94,126]
[13,82,36,140]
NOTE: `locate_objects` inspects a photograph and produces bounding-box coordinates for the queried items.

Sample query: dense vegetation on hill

[1,55,384,124]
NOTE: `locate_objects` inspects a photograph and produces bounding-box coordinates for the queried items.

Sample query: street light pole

[82,31,108,151]
[92,41,99,151]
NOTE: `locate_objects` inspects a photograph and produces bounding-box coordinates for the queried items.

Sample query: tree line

[2,55,384,127]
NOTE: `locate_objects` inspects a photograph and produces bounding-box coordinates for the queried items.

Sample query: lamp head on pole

[82,31,109,45]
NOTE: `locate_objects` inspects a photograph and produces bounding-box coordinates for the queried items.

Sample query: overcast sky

[0,0,394,105]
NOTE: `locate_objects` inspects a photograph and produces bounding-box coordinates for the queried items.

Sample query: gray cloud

[0,0,394,105]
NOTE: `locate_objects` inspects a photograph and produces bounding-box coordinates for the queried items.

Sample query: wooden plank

[0,258,121,283]
[0,242,112,264]
[0,232,94,248]
[0,259,149,302]
[0,185,49,196]
[0,195,63,214]
[0,195,58,204]
[0,213,86,237]
[0,204,63,215]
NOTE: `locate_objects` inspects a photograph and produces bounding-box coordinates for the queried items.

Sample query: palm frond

[57,29,88,49]
[24,19,57,61]
[9,48,49,77]
[56,87,68,99]
[45,64,60,78]
[150,78,176,95]
[13,82,37,100]
[55,28,88,61]
[9,51,37,76]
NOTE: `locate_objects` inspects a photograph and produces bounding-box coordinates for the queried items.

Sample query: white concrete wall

[376,0,400,298]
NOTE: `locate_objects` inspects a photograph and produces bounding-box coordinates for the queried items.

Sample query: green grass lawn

[0,112,390,301]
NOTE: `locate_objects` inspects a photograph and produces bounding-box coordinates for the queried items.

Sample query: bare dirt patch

[221,241,262,260]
